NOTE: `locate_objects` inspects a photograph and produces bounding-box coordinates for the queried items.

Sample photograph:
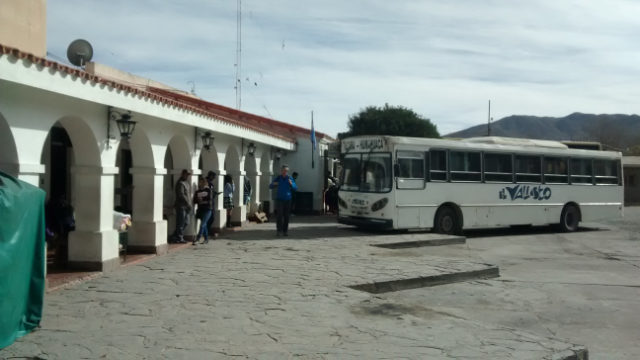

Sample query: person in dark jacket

[206,171,219,232]
[193,177,212,245]
[243,176,252,206]
[269,165,297,236]
[170,169,192,244]
[223,174,236,227]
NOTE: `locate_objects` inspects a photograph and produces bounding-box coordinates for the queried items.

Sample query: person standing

[269,165,297,236]
[223,174,235,228]
[243,176,252,206]
[205,171,219,232]
[171,169,192,244]
[193,177,212,245]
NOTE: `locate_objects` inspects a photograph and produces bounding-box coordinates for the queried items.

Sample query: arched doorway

[0,111,21,180]
[115,126,166,255]
[223,144,242,226]
[164,135,196,241]
[198,142,221,233]
[243,150,258,219]
[40,116,116,271]
[259,150,273,214]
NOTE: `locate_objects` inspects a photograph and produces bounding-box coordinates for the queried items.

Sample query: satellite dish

[66,39,94,67]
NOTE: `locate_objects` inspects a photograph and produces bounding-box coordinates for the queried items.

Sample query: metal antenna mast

[235,0,242,110]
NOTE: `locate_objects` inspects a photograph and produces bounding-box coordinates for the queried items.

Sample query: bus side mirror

[393,163,400,178]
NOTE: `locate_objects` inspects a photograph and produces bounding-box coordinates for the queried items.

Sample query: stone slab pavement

[2,217,586,359]
[383,221,640,359]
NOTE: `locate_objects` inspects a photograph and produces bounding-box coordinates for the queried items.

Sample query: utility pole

[487,100,491,137]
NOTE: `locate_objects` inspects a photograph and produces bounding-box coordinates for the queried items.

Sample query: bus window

[594,159,618,185]
[362,154,393,192]
[430,150,447,181]
[515,155,542,183]
[450,151,481,182]
[484,153,513,183]
[341,154,361,191]
[571,158,593,184]
[397,151,425,189]
[544,157,568,184]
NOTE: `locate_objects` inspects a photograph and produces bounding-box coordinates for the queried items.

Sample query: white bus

[337,136,623,234]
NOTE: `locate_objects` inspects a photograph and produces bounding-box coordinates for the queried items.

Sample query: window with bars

[515,155,542,183]
[450,151,481,182]
[430,150,447,181]
[594,159,619,185]
[544,157,568,184]
[484,153,513,183]
[571,158,593,184]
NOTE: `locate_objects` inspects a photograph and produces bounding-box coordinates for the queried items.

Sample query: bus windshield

[340,153,392,192]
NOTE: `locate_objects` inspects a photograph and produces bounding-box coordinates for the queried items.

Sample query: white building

[0,0,335,272]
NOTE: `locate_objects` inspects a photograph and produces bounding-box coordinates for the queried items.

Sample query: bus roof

[341,135,621,158]
[462,137,568,149]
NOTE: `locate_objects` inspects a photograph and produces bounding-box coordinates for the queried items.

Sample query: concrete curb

[349,265,500,294]
[373,235,466,249]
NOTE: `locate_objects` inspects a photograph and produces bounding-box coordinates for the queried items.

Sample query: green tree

[338,104,439,139]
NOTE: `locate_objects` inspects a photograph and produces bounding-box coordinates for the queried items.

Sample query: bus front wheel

[559,205,580,232]
[434,207,458,235]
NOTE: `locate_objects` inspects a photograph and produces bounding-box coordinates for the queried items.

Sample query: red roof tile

[147,88,336,142]
[0,44,295,143]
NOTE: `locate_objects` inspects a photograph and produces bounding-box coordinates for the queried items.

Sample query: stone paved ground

[384,221,640,359]
[2,217,588,359]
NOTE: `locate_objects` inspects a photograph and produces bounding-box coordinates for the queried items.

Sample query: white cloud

[47,0,640,136]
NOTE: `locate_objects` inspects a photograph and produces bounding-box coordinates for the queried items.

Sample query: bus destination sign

[341,138,387,153]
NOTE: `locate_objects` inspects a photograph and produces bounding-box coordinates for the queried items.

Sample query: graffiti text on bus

[499,185,552,201]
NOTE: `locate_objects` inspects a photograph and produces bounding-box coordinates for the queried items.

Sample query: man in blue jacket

[269,164,298,236]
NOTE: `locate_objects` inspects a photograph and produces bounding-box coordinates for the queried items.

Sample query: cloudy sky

[47,0,640,137]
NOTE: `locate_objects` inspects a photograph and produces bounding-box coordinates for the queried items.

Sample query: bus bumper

[337,216,393,230]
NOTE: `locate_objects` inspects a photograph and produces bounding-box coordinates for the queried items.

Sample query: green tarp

[0,171,45,349]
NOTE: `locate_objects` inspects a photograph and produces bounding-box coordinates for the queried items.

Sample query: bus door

[395,151,428,228]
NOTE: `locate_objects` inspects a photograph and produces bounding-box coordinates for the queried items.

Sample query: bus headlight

[371,198,388,212]
[338,196,348,209]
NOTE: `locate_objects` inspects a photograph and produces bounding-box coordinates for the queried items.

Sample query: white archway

[259,150,273,213]
[0,111,19,170]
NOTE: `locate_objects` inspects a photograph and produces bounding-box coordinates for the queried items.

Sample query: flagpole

[311,111,315,169]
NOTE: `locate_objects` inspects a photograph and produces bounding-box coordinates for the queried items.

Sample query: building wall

[624,167,640,205]
[0,0,47,57]
[282,137,333,212]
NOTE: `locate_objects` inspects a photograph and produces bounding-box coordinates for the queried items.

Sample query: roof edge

[0,43,295,144]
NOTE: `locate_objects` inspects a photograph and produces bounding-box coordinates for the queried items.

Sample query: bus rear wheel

[434,207,458,235]
[560,205,580,232]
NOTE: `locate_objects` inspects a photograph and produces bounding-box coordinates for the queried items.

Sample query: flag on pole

[311,111,316,168]
[311,115,316,151]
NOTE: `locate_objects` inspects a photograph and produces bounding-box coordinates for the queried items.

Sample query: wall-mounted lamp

[194,129,215,153]
[201,131,214,151]
[107,106,137,150]
[242,139,257,157]
[273,149,283,160]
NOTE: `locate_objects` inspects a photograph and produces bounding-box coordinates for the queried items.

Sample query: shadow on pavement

[464,225,607,239]
[221,225,409,241]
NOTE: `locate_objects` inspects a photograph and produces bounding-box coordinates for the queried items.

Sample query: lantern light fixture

[107,107,136,150]
[242,139,257,157]
[201,132,214,151]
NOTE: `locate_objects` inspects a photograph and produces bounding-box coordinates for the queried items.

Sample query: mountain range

[446,113,640,148]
